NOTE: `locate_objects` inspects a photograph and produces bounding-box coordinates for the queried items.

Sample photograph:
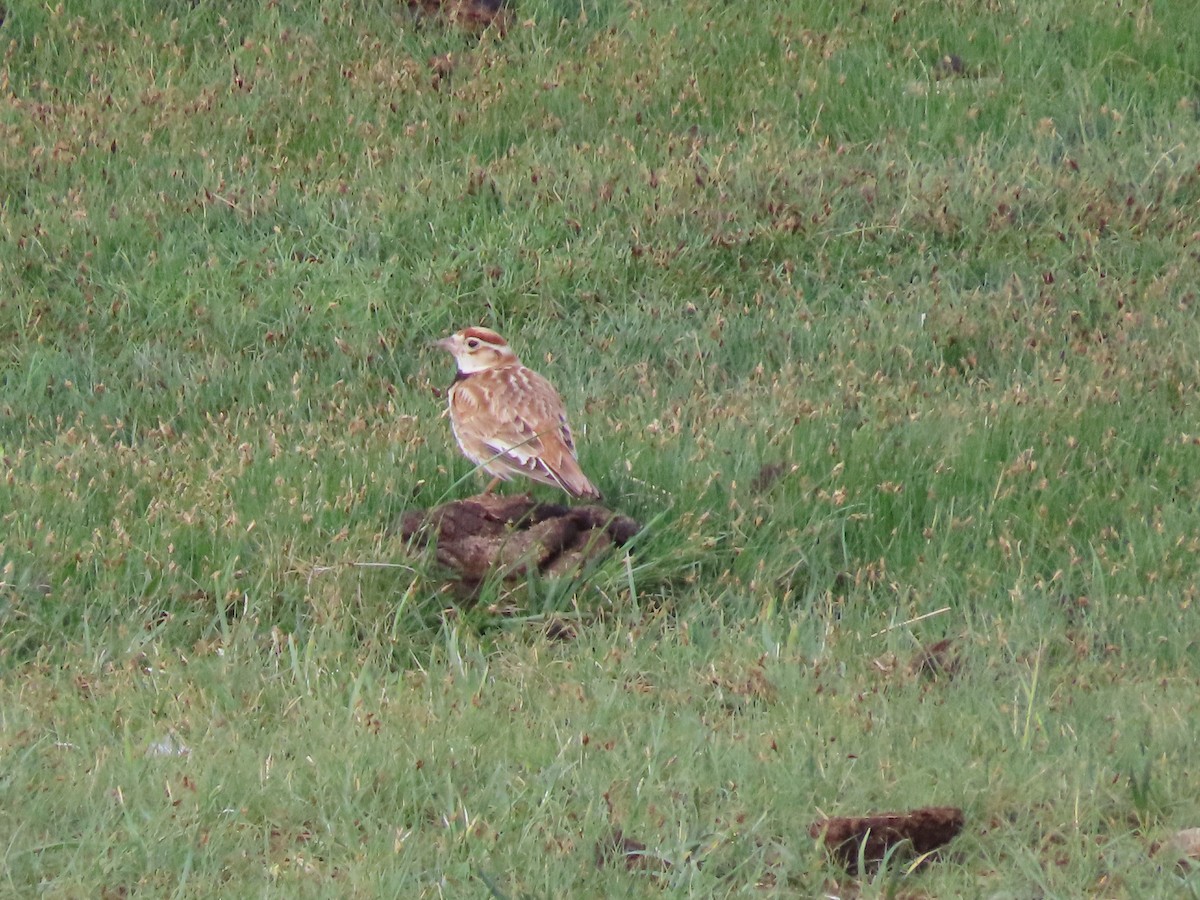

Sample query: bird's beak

[430,336,454,352]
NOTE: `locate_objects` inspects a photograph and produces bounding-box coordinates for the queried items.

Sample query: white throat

[456,354,509,375]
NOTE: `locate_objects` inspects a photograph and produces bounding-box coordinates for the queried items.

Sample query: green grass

[3,0,1200,895]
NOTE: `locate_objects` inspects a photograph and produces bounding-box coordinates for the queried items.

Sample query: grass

[2,0,1200,894]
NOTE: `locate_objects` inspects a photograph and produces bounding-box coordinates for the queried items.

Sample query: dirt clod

[909,637,961,679]
[750,461,789,493]
[810,806,965,872]
[934,54,965,78]
[399,493,639,594]
[1153,827,1200,871]
[407,0,510,35]
[594,828,669,873]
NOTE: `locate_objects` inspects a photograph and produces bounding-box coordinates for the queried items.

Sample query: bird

[433,326,601,500]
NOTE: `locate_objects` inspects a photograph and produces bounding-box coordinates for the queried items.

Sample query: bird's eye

[466,338,480,349]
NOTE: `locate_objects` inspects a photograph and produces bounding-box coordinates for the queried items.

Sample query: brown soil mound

[810,806,965,872]
[399,493,639,593]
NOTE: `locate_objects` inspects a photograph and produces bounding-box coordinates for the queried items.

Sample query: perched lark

[434,326,601,499]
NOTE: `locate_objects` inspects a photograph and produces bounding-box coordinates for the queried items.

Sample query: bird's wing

[476,368,598,498]
[478,370,566,461]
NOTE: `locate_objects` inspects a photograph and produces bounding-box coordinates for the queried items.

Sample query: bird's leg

[483,476,502,495]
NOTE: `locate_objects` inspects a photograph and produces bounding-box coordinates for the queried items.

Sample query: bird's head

[434,326,519,374]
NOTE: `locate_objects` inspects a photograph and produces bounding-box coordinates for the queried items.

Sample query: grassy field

[3,0,1200,895]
